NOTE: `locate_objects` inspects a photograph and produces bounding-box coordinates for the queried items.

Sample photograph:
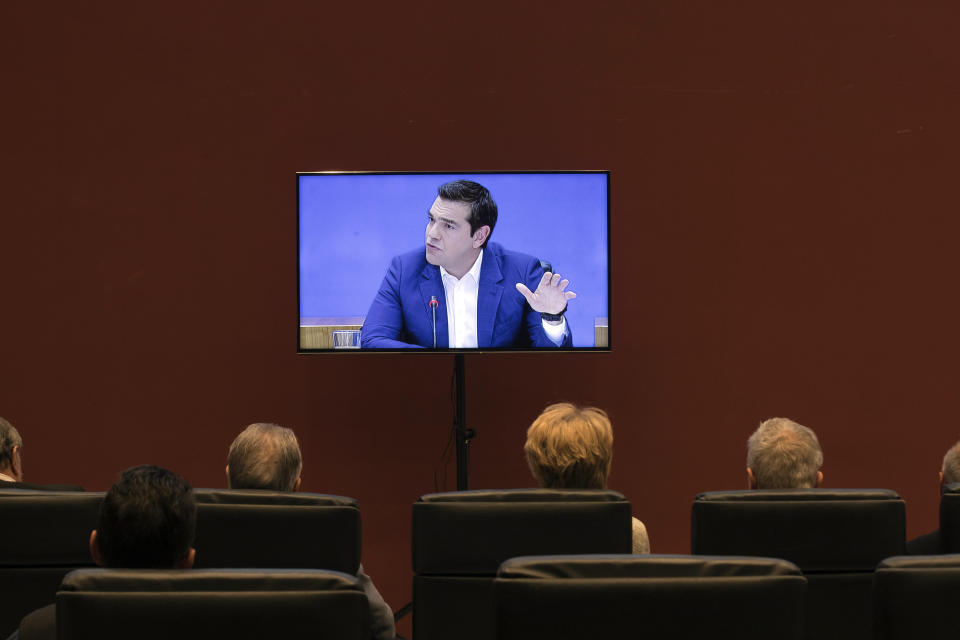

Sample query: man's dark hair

[0,417,22,470]
[437,180,498,248]
[96,465,196,568]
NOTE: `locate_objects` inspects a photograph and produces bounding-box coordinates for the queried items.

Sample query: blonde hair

[524,403,613,489]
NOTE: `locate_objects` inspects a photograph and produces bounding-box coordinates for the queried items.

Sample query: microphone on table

[430,296,439,348]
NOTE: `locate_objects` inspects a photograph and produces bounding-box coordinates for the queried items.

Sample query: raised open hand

[515,272,577,315]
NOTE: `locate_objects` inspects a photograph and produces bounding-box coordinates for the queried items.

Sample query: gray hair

[0,417,22,470]
[943,441,960,485]
[227,423,302,492]
[746,417,823,489]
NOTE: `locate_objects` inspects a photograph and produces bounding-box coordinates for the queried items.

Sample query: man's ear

[815,470,824,487]
[746,468,758,490]
[294,476,302,492]
[225,465,231,488]
[89,530,103,566]
[175,548,196,569]
[471,225,490,248]
[939,471,945,491]
[10,445,23,481]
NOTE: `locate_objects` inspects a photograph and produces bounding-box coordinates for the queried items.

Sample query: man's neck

[0,469,18,482]
[442,249,483,281]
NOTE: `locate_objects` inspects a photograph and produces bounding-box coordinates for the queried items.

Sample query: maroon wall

[4,2,959,635]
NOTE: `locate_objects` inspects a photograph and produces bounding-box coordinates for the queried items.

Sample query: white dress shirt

[439,250,566,348]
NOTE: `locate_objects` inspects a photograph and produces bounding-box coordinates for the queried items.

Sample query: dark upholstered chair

[50,568,370,640]
[873,554,960,639]
[494,554,807,640]
[0,489,102,638]
[0,482,83,492]
[936,482,960,551]
[192,489,360,573]
[412,489,633,640]
[691,489,905,640]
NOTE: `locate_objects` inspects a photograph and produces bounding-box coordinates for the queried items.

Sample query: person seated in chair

[0,417,25,485]
[906,440,960,554]
[746,417,824,489]
[523,403,650,553]
[226,423,396,640]
[10,465,195,640]
[0,417,82,491]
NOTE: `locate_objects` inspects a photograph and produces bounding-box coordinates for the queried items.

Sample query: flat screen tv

[298,171,610,352]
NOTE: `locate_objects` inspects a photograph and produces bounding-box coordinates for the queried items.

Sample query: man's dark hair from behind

[437,179,498,248]
[96,465,196,568]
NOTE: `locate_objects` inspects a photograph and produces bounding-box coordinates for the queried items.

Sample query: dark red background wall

[4,2,959,635]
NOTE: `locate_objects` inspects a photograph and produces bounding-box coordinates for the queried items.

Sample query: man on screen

[361,179,575,348]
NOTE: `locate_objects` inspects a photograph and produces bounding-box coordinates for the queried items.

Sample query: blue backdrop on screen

[299,172,609,348]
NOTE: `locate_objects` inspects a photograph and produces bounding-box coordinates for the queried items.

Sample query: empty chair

[873,554,960,639]
[45,568,370,640]
[495,554,807,640]
[0,489,102,637]
[192,489,360,572]
[412,488,633,640]
[691,489,905,640]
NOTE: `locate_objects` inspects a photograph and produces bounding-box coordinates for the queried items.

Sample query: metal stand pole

[454,354,475,490]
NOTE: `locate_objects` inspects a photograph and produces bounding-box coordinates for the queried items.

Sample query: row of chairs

[415,486,960,640]
[493,552,960,640]
[6,485,960,639]
[17,553,960,640]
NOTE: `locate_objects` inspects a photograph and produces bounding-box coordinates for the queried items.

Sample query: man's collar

[440,249,484,283]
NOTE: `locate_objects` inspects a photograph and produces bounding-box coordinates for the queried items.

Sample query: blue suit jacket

[361,242,572,349]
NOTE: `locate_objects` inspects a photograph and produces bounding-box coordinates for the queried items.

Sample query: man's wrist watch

[540,306,567,322]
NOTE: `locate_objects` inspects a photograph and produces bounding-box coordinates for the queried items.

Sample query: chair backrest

[412,489,633,640]
[193,489,361,574]
[0,490,102,638]
[691,489,905,640]
[54,568,370,640]
[494,554,807,640]
[938,482,960,551]
[0,481,83,491]
[873,554,960,639]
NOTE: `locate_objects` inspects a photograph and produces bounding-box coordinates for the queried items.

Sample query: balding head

[746,417,823,489]
[226,423,302,492]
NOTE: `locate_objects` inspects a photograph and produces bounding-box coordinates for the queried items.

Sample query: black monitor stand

[454,354,475,490]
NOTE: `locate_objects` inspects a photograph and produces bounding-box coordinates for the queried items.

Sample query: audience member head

[524,402,614,489]
[940,441,960,489]
[0,416,23,482]
[91,465,196,569]
[746,417,823,489]
[226,423,302,492]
